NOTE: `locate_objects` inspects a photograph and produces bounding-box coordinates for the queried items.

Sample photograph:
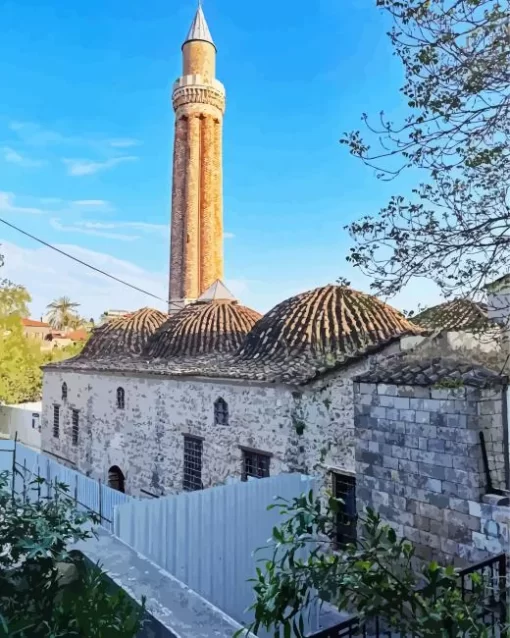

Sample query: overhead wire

[0,216,169,306]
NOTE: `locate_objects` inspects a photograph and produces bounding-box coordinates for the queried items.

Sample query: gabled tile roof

[145,300,261,358]
[21,318,50,328]
[356,352,505,388]
[411,298,491,332]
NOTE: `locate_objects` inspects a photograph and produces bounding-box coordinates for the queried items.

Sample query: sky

[0,0,443,320]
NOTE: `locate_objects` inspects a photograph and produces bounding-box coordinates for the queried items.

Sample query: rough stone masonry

[354,355,510,567]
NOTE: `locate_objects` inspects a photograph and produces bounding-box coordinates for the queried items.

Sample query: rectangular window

[183,436,203,492]
[71,410,79,446]
[242,449,270,481]
[332,472,357,547]
[53,405,60,438]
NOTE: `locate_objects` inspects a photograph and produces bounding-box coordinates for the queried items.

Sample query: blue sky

[0,0,441,319]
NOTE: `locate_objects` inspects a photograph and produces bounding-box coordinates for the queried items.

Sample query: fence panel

[0,439,132,531]
[114,473,318,634]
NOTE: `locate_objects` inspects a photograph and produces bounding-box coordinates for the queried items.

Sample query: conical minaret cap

[183,3,215,50]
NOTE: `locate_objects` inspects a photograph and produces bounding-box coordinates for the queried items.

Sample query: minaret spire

[183,1,215,50]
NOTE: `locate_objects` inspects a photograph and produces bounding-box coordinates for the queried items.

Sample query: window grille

[183,436,203,491]
[71,409,79,446]
[242,449,270,481]
[117,387,125,409]
[214,397,229,425]
[332,472,357,547]
[61,382,67,401]
[53,405,60,438]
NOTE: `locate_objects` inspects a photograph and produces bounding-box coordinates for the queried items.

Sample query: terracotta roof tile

[238,285,422,364]
[145,300,261,358]
[356,352,505,388]
[46,286,422,385]
[80,308,167,359]
[411,299,491,331]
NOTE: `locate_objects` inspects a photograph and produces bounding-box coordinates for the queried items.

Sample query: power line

[0,216,169,306]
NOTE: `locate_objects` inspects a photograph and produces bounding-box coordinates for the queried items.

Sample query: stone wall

[41,356,378,497]
[355,381,510,566]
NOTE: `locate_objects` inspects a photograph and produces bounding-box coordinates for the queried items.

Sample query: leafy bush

[0,471,145,637]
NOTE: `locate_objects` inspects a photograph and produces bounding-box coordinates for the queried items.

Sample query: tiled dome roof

[80,308,167,359]
[411,299,491,332]
[238,285,422,364]
[145,300,261,358]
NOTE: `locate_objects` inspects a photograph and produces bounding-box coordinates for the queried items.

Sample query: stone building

[168,4,226,313]
[354,352,510,567]
[41,284,421,499]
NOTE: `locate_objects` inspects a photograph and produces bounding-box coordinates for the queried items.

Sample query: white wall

[0,402,42,449]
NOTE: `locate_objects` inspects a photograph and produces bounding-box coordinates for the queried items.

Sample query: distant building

[21,318,51,341]
[0,402,41,450]
[99,310,130,325]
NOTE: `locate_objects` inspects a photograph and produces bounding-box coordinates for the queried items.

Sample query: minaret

[168,3,226,313]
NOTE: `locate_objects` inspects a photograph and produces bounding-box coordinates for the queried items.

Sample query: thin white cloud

[223,232,235,239]
[0,240,167,319]
[75,220,168,236]
[72,199,112,209]
[1,146,45,168]
[50,218,139,242]
[0,192,44,215]
[9,121,67,147]
[63,156,138,176]
[108,138,141,148]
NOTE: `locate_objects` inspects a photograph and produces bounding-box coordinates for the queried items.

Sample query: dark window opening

[116,387,125,409]
[71,410,79,446]
[61,382,68,401]
[214,397,229,426]
[242,449,270,481]
[108,465,125,493]
[53,405,60,438]
[183,436,203,492]
[332,472,357,548]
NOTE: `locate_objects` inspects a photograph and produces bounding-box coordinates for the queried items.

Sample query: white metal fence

[0,438,132,530]
[114,472,318,635]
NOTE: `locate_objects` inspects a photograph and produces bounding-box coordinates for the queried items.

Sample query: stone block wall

[354,381,510,566]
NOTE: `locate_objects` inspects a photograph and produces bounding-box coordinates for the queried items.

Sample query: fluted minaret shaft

[168,6,226,313]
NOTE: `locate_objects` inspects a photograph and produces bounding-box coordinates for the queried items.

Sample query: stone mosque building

[41,5,424,498]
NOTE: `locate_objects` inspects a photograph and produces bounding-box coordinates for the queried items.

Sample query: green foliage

[0,280,85,404]
[342,0,510,300]
[0,471,144,637]
[239,492,496,638]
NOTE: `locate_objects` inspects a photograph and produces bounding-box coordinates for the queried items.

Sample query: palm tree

[46,297,80,331]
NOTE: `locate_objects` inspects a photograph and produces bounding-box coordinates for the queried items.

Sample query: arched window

[116,387,125,409]
[61,382,68,401]
[214,397,229,426]
[107,465,125,493]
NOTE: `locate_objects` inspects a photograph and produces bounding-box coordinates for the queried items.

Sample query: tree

[240,492,501,638]
[46,297,81,330]
[342,0,510,300]
[0,281,41,404]
[0,471,145,637]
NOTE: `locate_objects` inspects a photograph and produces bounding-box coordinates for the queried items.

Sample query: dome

[81,308,167,359]
[145,300,262,358]
[238,285,422,364]
[411,298,491,332]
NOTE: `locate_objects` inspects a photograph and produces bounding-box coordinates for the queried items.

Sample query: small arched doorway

[107,465,125,493]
